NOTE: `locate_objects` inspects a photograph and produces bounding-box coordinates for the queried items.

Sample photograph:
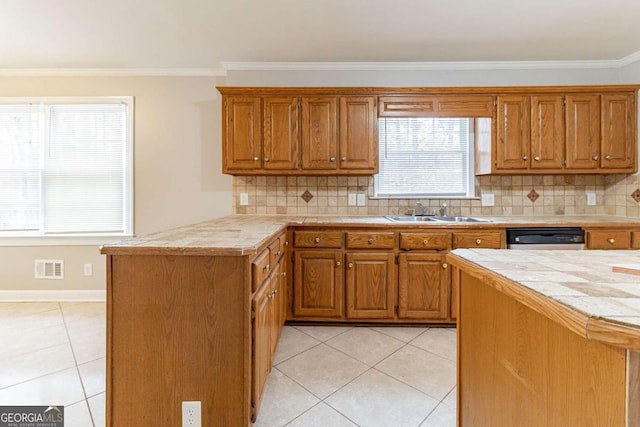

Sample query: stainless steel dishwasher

[506,227,585,250]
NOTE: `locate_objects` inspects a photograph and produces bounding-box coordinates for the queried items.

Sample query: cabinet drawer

[252,249,272,292]
[453,231,504,249]
[586,231,631,249]
[294,231,343,248]
[346,232,396,249]
[400,232,451,251]
[269,235,285,267]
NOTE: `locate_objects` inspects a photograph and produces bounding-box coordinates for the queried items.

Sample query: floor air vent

[34,260,64,279]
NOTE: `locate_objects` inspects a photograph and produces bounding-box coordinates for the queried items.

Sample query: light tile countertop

[448,248,640,349]
[100,214,640,256]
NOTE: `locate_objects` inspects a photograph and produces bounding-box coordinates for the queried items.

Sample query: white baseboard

[0,290,106,302]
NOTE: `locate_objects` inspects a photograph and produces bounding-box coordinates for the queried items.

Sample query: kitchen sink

[385,215,490,223]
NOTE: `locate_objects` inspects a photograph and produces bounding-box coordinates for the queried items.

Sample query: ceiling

[2,0,640,72]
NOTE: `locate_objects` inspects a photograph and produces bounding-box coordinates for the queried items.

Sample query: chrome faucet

[416,202,428,216]
[436,202,448,217]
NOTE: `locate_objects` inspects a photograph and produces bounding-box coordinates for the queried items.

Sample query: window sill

[370,196,481,200]
[0,235,133,247]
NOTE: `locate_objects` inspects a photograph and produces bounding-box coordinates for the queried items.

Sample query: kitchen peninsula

[448,249,640,427]
[101,215,640,426]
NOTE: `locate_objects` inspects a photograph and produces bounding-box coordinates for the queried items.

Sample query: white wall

[0,76,233,296]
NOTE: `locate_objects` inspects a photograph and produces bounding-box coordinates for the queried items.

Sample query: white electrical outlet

[239,193,249,206]
[586,192,596,206]
[83,264,93,276]
[481,193,495,207]
[357,193,366,206]
[348,193,357,206]
[182,401,201,427]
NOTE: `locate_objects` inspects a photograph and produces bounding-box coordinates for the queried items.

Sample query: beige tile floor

[0,302,457,427]
[0,302,105,427]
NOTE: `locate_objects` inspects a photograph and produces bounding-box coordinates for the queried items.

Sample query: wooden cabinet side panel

[398,253,448,320]
[301,96,338,170]
[224,96,262,171]
[345,252,396,319]
[109,255,250,426]
[530,95,564,169]
[339,96,378,171]
[565,94,600,169]
[496,95,530,170]
[263,97,299,170]
[252,275,272,421]
[459,271,626,427]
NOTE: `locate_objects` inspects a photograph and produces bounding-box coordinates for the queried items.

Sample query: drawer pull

[605,155,612,160]
[423,239,428,245]
[264,264,270,272]
[281,272,286,277]
[253,156,260,161]
[608,238,615,244]
[276,250,281,256]
[534,156,540,161]
[348,262,354,268]
[593,155,599,161]
[341,156,347,161]
[273,289,278,295]
[284,241,289,246]
[336,261,341,267]
[475,239,482,245]
[264,157,270,162]
[522,155,528,160]
[368,237,374,244]
[330,156,336,162]
[442,263,448,269]
[314,237,321,243]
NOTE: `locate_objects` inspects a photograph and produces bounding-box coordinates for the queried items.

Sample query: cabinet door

[565,94,600,170]
[339,96,378,172]
[223,96,262,171]
[251,276,272,421]
[601,93,636,170]
[495,95,530,170]
[293,251,344,318]
[398,253,449,320]
[269,263,281,357]
[263,97,300,170]
[345,252,395,319]
[530,95,564,169]
[301,96,338,170]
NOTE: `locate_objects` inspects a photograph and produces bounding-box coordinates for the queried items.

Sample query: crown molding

[619,49,640,67]
[0,68,227,77]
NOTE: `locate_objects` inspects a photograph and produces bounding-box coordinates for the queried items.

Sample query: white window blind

[0,98,133,237]
[375,117,475,198]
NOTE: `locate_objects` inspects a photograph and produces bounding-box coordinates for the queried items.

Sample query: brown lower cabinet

[345,252,396,319]
[398,253,449,320]
[293,250,344,318]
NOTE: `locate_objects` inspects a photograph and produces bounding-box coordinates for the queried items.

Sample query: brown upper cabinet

[219,86,638,176]
[221,91,377,175]
[479,89,637,174]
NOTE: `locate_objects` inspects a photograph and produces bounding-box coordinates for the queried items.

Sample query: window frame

[0,96,134,246]
[373,116,478,199]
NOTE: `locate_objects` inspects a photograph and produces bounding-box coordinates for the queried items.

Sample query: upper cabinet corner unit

[219,88,377,175]
[477,87,638,175]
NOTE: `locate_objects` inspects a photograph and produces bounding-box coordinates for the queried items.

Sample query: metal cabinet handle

[608,238,615,244]
[281,272,286,277]
[442,263,448,269]
[264,264,270,272]
[593,155,599,161]
[264,157,270,162]
[423,239,428,245]
[314,237,320,243]
[336,261,341,267]
[274,289,278,295]
[534,156,540,161]
[605,155,612,160]
[330,156,336,162]
[348,262,354,268]
[253,156,260,161]
[522,155,528,160]
[476,239,482,245]
[341,156,347,161]
[276,251,281,256]
[284,241,289,246]
[368,237,374,244]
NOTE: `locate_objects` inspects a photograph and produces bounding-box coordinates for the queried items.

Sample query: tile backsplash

[233,174,640,217]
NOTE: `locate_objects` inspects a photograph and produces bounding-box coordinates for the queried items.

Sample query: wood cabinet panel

[530,95,564,169]
[565,94,600,169]
[346,231,396,249]
[263,97,299,170]
[632,232,640,249]
[399,232,451,251]
[586,230,631,249]
[251,275,272,421]
[223,96,262,171]
[496,95,530,170]
[301,96,338,170]
[293,250,344,318]
[398,253,449,320]
[378,95,494,117]
[294,231,343,248]
[339,96,378,172]
[252,249,270,292]
[601,93,636,170]
[345,252,396,319]
[453,231,505,249]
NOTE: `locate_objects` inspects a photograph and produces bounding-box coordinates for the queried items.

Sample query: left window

[0,97,133,238]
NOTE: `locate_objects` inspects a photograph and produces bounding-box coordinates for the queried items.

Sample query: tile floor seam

[370,366,444,403]
[406,341,456,363]
[273,341,324,367]
[270,366,327,404]
[373,326,431,342]
[0,364,77,392]
[291,325,354,342]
